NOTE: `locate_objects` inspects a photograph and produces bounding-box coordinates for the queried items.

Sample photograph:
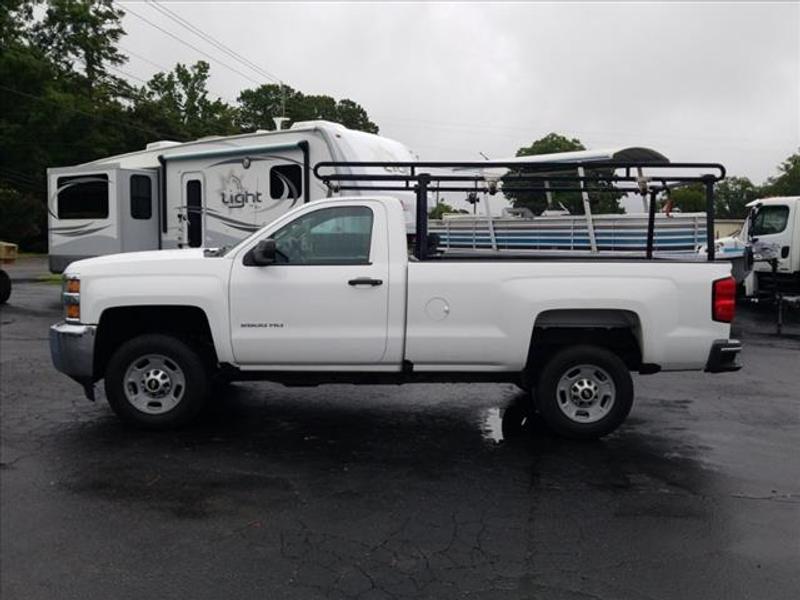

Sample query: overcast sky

[118,1,799,196]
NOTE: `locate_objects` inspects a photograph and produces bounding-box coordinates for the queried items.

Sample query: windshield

[751,205,790,236]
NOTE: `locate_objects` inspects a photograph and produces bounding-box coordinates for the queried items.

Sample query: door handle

[348,277,383,287]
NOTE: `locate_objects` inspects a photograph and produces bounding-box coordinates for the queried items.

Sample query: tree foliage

[0,184,47,252]
[670,176,760,218]
[132,61,239,140]
[668,185,706,213]
[502,133,623,215]
[31,0,126,91]
[761,150,800,197]
[428,202,468,219]
[714,176,758,218]
[237,84,378,133]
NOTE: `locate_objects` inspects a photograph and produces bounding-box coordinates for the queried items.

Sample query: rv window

[270,164,303,201]
[130,175,152,220]
[751,205,789,236]
[57,174,109,219]
[271,206,373,265]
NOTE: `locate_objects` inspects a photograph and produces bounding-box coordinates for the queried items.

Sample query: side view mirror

[246,239,277,266]
[746,203,761,242]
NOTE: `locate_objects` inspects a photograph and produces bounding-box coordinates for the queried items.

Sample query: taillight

[712,277,736,323]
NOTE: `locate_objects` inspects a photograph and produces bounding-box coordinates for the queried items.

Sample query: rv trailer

[47,121,418,273]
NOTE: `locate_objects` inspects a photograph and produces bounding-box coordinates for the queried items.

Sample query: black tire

[0,269,10,304]
[104,334,210,429]
[535,345,633,440]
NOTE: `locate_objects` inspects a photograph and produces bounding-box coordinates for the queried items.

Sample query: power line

[106,62,150,85]
[147,0,282,85]
[119,44,171,72]
[121,3,266,90]
[0,84,182,141]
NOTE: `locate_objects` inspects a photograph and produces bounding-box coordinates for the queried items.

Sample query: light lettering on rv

[221,191,263,208]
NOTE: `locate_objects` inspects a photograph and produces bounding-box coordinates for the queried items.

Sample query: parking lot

[1,272,798,600]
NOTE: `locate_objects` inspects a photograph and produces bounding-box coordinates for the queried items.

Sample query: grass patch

[36,274,63,285]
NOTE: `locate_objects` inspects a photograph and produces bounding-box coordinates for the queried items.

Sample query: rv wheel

[0,269,10,304]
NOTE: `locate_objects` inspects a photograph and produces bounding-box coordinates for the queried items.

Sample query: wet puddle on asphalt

[482,407,504,443]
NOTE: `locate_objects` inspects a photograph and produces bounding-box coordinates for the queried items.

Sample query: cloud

[120,1,799,189]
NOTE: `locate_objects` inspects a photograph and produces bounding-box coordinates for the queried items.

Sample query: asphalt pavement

[1,279,798,600]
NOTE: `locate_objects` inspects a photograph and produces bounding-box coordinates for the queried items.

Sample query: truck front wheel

[535,345,633,439]
[104,334,209,429]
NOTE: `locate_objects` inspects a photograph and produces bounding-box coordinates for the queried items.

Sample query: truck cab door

[751,202,796,274]
[229,202,389,366]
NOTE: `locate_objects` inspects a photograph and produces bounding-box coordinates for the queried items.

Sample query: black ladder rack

[313,160,726,261]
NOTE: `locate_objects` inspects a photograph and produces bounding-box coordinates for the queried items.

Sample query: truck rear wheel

[104,334,209,429]
[0,269,10,304]
[535,345,633,439]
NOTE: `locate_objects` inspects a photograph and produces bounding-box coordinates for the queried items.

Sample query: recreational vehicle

[47,121,418,273]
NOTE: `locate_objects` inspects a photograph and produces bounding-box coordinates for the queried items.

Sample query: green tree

[761,150,800,197]
[0,184,47,251]
[1,0,34,47]
[31,0,126,91]
[132,61,238,140]
[333,98,379,133]
[429,202,467,219]
[237,84,379,133]
[502,133,623,215]
[0,0,135,250]
[237,84,292,130]
[668,184,706,213]
[715,176,757,218]
[669,177,758,217]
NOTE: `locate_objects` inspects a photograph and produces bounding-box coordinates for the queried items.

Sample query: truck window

[186,179,203,248]
[130,175,152,220]
[271,206,373,264]
[752,205,789,236]
[56,174,109,219]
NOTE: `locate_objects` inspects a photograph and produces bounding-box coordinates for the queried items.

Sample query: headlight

[63,276,80,321]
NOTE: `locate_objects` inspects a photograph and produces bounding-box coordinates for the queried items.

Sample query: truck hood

[64,249,210,276]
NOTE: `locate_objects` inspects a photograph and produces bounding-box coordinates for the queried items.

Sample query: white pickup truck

[50,196,742,439]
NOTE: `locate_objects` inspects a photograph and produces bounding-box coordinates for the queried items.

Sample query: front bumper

[50,322,97,384]
[705,339,743,373]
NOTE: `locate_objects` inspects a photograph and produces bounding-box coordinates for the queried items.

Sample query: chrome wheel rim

[123,354,186,415]
[555,364,616,424]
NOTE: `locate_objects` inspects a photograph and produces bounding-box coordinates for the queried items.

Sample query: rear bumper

[705,339,742,373]
[49,322,96,383]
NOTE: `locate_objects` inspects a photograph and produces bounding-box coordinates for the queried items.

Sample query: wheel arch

[525,309,645,378]
[94,305,217,379]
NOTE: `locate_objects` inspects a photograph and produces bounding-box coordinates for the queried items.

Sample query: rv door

[119,169,159,252]
[181,172,205,248]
